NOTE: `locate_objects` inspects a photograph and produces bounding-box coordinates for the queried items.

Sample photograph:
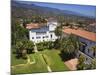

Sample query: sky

[33,2,96,17]
[14,0,96,17]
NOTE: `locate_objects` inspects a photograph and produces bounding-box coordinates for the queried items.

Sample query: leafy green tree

[55,26,62,39]
[54,39,62,49]
[87,59,96,69]
[61,34,80,57]
[11,23,29,46]
[36,42,44,51]
[16,25,29,40]
[89,46,96,57]
[90,59,96,69]
[26,40,34,53]
[77,54,86,70]
[48,41,54,49]
[77,55,96,70]
[15,40,34,59]
[65,22,70,26]
[15,40,27,59]
[77,21,85,28]
[36,41,54,51]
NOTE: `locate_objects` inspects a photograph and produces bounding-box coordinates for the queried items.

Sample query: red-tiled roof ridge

[63,28,96,42]
[26,23,47,29]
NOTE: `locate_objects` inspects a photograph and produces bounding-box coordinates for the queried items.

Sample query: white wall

[29,30,58,43]
[29,21,58,43]
[48,22,58,31]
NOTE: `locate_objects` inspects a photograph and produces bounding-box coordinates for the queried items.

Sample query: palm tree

[61,34,80,58]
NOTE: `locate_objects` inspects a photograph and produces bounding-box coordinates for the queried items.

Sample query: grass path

[41,54,52,72]
[11,55,36,68]
[12,46,69,73]
[11,54,52,72]
[34,44,52,72]
[11,50,70,74]
[11,55,52,72]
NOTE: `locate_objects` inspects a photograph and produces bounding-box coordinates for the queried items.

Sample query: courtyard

[11,49,70,74]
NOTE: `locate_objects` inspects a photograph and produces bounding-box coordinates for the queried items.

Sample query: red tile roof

[26,23,46,29]
[63,28,96,42]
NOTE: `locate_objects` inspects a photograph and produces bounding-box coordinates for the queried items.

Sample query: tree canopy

[15,40,34,58]
[61,34,80,55]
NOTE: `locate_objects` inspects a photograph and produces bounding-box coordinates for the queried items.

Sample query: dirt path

[64,58,78,70]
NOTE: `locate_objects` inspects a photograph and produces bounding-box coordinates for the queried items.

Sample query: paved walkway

[34,43,38,52]
[64,58,78,70]
[27,55,36,64]
[41,54,52,72]
[47,65,52,72]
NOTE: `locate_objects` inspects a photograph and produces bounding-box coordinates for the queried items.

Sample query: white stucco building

[26,18,58,43]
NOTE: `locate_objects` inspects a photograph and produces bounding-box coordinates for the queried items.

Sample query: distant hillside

[11,1,95,23]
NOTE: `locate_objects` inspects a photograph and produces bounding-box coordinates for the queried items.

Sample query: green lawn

[11,48,27,66]
[29,54,35,62]
[11,54,27,66]
[41,50,70,71]
[11,49,69,74]
[11,53,48,74]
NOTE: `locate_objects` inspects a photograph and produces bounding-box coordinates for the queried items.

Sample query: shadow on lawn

[59,51,76,62]
[12,50,35,59]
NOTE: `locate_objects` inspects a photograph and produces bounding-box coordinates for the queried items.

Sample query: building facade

[62,28,96,64]
[26,19,58,43]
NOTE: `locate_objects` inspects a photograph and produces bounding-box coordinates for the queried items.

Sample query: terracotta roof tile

[26,23,46,29]
[63,28,96,42]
